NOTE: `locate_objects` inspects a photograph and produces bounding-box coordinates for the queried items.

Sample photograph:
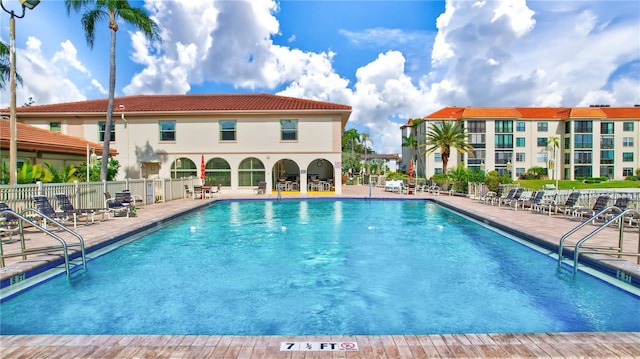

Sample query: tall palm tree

[548,136,560,182]
[342,128,361,154]
[421,120,474,173]
[65,0,160,181]
[0,41,23,90]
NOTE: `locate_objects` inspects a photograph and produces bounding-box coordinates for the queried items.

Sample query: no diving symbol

[340,342,358,351]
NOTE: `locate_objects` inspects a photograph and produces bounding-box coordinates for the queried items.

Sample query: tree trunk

[101,27,117,181]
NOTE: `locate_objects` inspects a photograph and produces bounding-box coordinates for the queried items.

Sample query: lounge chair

[546,191,581,216]
[104,192,130,217]
[511,190,533,210]
[572,195,610,221]
[54,193,106,224]
[499,188,522,206]
[32,195,85,228]
[603,197,631,222]
[255,181,267,195]
[0,202,20,240]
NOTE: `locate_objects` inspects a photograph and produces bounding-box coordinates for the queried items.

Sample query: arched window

[205,158,231,186]
[171,157,197,178]
[238,157,265,186]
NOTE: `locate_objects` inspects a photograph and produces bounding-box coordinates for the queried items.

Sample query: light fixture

[20,0,40,10]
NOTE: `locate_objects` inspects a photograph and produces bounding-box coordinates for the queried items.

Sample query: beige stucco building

[9,93,352,194]
[402,106,640,181]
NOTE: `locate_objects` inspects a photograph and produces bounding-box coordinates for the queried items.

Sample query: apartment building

[8,93,352,194]
[402,106,640,181]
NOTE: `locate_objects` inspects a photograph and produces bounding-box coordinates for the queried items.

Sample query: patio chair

[104,192,130,217]
[255,182,267,195]
[32,195,80,228]
[572,195,610,221]
[54,193,106,224]
[511,190,533,210]
[184,185,193,198]
[0,202,20,240]
[547,191,581,216]
[498,188,522,206]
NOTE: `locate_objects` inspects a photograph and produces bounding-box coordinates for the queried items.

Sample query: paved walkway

[1,185,639,358]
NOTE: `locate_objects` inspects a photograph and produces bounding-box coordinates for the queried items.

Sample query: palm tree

[342,128,360,154]
[0,41,23,90]
[421,120,474,173]
[65,0,160,181]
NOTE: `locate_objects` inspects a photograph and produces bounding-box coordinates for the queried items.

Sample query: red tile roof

[570,107,607,118]
[462,108,522,118]
[0,119,115,156]
[423,106,639,121]
[5,93,352,114]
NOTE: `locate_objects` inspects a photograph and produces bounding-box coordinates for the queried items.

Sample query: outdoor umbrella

[201,155,205,180]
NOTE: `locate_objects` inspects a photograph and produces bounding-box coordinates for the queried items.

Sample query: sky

[1,0,639,156]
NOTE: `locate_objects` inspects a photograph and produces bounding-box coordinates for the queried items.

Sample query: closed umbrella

[201,155,205,181]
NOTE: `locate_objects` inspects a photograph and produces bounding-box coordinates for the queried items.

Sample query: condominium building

[402,106,640,181]
[5,93,352,194]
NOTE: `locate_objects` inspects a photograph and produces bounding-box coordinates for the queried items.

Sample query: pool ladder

[557,206,640,274]
[0,208,86,277]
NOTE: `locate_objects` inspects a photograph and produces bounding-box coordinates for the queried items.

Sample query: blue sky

[1,0,639,155]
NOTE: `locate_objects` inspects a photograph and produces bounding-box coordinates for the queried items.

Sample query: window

[171,157,197,179]
[467,121,486,133]
[204,157,231,186]
[574,134,592,149]
[623,122,634,131]
[623,152,634,162]
[600,166,614,179]
[99,121,116,142]
[468,133,485,146]
[537,122,548,132]
[515,168,526,177]
[515,152,525,162]
[600,122,614,134]
[600,150,614,164]
[574,166,592,178]
[536,152,548,163]
[564,137,570,149]
[434,153,442,163]
[495,120,513,133]
[623,137,634,147]
[564,121,571,134]
[238,157,265,186]
[516,122,525,132]
[516,137,525,147]
[159,121,176,142]
[219,120,236,141]
[280,119,298,141]
[495,134,513,148]
[537,137,548,147]
[574,151,592,164]
[564,153,570,165]
[470,149,485,163]
[49,122,61,132]
[574,121,592,133]
[623,168,634,176]
[600,136,614,149]
[494,151,512,165]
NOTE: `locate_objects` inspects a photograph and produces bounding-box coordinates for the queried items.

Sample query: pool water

[1,200,639,335]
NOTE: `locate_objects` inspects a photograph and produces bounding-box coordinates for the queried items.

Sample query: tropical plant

[44,163,79,183]
[17,162,52,184]
[65,0,160,181]
[361,132,373,174]
[0,41,23,90]
[78,157,120,181]
[421,120,474,173]
[547,136,560,180]
[342,128,361,154]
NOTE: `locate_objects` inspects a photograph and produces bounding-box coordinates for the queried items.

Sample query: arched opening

[306,158,334,191]
[239,157,265,187]
[170,157,197,178]
[272,159,300,191]
[205,157,231,186]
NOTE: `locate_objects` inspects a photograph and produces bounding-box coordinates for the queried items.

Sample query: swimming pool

[1,199,639,335]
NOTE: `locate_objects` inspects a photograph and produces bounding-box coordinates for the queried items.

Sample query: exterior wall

[413,114,639,181]
[19,111,345,194]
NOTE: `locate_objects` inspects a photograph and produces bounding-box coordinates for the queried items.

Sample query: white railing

[0,177,199,213]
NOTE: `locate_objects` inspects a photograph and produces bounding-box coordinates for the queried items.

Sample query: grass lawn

[517,179,640,190]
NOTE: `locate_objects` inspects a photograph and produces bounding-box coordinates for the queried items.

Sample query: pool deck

[1,185,639,358]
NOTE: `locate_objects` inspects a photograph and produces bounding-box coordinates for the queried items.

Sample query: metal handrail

[0,208,86,276]
[573,208,640,273]
[558,205,623,269]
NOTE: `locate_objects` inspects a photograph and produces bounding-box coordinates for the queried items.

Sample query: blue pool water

[1,200,639,335]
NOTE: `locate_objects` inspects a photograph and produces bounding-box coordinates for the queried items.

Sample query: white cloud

[1,37,86,108]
